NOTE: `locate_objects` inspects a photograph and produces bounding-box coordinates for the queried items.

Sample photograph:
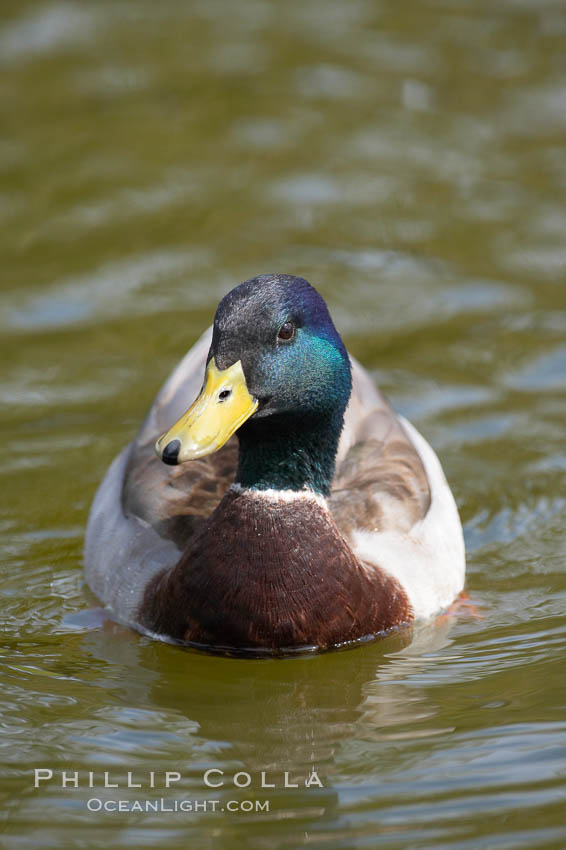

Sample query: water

[1,1,566,847]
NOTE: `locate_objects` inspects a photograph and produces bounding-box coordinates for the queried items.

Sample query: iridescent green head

[157,274,352,496]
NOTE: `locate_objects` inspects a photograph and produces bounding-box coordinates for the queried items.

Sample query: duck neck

[235,411,343,497]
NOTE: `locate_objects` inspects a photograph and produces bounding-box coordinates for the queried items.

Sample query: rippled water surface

[1,1,566,847]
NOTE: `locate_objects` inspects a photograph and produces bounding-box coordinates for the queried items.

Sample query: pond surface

[1,1,566,847]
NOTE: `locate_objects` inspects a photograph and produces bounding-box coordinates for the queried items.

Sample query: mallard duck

[84,273,465,653]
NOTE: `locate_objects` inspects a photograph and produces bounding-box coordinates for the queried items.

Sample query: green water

[1,1,566,847]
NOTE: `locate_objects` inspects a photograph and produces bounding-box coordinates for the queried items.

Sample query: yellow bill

[155,358,258,465]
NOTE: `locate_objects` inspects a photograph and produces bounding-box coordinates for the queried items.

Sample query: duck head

[155,273,352,495]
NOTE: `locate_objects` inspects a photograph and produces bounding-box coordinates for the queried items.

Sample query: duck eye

[277,321,295,341]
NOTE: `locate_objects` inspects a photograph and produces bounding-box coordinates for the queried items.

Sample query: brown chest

[139,489,412,652]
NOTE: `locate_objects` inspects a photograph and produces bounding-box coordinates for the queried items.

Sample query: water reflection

[71,619,474,773]
[19,619,451,842]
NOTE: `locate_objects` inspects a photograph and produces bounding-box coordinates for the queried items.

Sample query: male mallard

[85,274,465,653]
